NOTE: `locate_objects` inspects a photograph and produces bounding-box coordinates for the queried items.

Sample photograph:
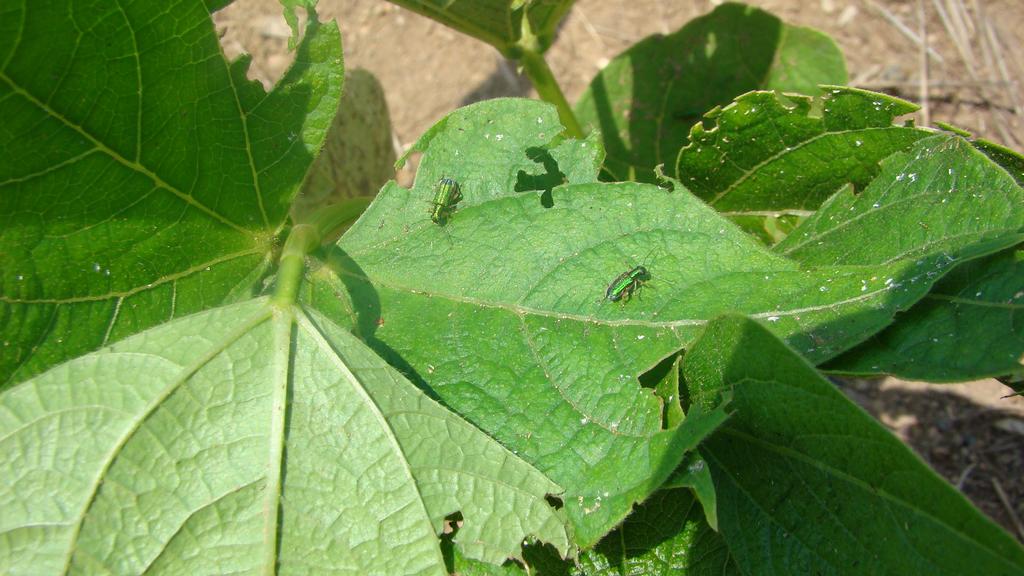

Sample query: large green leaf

[0,299,571,574]
[828,248,1024,381]
[574,2,847,184]
[685,315,1024,575]
[303,98,1024,545]
[0,1,344,387]
[383,0,574,55]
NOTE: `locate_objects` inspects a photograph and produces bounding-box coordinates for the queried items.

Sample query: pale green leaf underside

[686,316,1024,575]
[0,299,569,574]
[0,0,343,386]
[574,2,847,184]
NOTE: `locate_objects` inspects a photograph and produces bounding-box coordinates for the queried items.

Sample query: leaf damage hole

[515,146,566,207]
[638,352,684,429]
[442,511,464,535]
[544,494,564,510]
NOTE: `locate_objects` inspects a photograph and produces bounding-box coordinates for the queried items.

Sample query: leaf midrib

[336,267,909,329]
[925,292,1024,310]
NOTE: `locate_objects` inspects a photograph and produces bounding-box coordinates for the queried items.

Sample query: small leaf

[973,138,1024,187]
[675,88,927,213]
[828,248,1024,381]
[775,134,1024,266]
[574,2,847,183]
[383,0,574,55]
[0,299,571,573]
[0,2,344,387]
[686,315,1024,575]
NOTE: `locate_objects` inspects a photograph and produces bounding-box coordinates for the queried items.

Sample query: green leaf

[446,488,737,576]
[816,136,1024,381]
[383,0,574,55]
[0,299,571,573]
[827,248,1024,381]
[675,88,928,214]
[973,138,1024,187]
[685,315,1024,575]
[394,98,601,204]
[663,452,718,531]
[312,174,916,542]
[0,1,344,387]
[292,69,396,228]
[306,97,1024,545]
[574,2,847,183]
[775,134,1024,266]
[573,488,738,576]
[304,102,986,546]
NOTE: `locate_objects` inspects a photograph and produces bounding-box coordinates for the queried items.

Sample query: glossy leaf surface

[0,1,344,386]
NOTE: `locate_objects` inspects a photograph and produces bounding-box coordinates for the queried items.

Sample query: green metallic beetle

[605,264,651,302]
[429,177,463,225]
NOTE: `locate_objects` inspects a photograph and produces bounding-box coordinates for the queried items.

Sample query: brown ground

[214,0,1024,542]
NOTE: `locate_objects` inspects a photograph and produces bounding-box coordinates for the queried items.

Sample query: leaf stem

[519,49,584,139]
[272,223,320,306]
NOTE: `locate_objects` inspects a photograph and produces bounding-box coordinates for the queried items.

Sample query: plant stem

[519,49,584,139]
[272,223,320,306]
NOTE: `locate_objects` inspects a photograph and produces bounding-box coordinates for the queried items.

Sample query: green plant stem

[519,50,584,139]
[273,223,320,306]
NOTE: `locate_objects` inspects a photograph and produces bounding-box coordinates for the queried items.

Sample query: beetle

[430,177,463,225]
[605,264,651,302]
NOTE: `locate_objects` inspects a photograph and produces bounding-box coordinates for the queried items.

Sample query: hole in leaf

[639,352,685,429]
[514,146,566,205]
[638,353,676,390]
[544,494,564,510]
[443,511,464,535]
[438,511,463,572]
